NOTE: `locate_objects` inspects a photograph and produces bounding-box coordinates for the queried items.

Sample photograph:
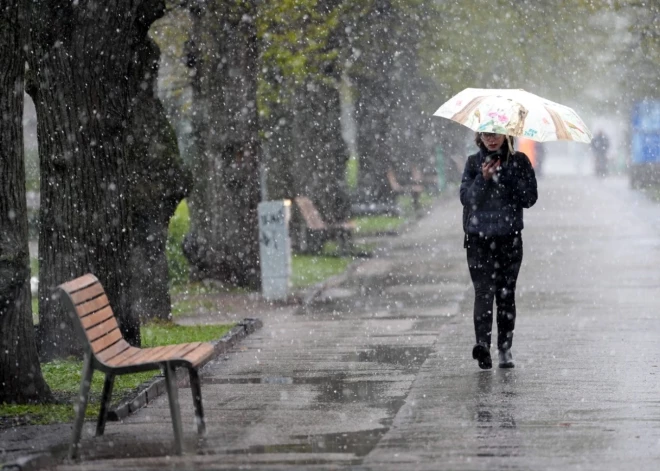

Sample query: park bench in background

[386,168,424,212]
[292,196,355,255]
[57,274,215,459]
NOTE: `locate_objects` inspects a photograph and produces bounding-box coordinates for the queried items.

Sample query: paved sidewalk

[4,176,660,470]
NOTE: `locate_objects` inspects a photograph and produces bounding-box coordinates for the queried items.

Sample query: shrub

[166,200,190,286]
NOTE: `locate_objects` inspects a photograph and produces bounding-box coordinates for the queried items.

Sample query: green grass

[41,360,157,396]
[171,297,217,318]
[141,321,233,347]
[397,193,434,216]
[0,403,98,426]
[291,254,351,288]
[354,215,404,235]
[0,321,234,427]
[170,280,248,297]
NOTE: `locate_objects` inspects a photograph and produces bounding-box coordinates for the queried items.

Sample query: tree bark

[291,81,350,223]
[353,74,397,206]
[185,0,261,288]
[127,2,191,322]
[0,1,52,403]
[388,22,426,180]
[263,97,295,202]
[27,1,142,359]
[350,0,398,207]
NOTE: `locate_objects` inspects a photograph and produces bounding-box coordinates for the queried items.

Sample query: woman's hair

[474,132,515,152]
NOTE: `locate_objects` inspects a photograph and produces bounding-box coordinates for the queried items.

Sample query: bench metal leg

[70,353,94,460]
[188,368,206,435]
[412,192,421,213]
[337,229,351,256]
[164,362,183,455]
[96,373,115,436]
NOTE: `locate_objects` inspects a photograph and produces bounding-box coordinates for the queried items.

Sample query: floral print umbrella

[433,88,592,143]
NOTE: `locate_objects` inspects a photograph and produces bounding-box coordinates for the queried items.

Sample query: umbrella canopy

[433,88,592,144]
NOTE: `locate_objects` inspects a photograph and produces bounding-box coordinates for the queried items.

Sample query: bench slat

[112,346,170,367]
[95,339,132,363]
[411,184,424,193]
[104,343,214,369]
[76,295,110,318]
[70,282,105,305]
[138,345,200,364]
[59,274,98,294]
[100,345,142,365]
[148,343,200,363]
[181,344,215,367]
[386,170,404,193]
[86,317,120,343]
[91,328,123,354]
[80,306,115,330]
[295,197,327,230]
[334,221,356,230]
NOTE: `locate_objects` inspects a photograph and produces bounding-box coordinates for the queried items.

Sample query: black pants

[465,233,523,351]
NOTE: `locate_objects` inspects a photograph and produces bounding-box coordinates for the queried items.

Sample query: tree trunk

[353,74,397,206]
[263,98,295,202]
[0,2,52,403]
[350,0,398,207]
[127,3,191,322]
[292,81,350,224]
[185,1,261,288]
[27,1,142,359]
[388,23,425,181]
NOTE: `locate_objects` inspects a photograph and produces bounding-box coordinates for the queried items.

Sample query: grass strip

[291,254,351,288]
[0,321,234,427]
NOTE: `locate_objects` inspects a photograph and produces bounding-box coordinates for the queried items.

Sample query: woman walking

[460,132,538,369]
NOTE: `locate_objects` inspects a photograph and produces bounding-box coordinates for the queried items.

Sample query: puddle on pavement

[201,346,433,459]
[225,428,387,458]
[343,345,432,369]
[205,375,403,410]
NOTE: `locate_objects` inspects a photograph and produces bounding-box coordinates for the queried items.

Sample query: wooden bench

[386,169,423,212]
[292,196,355,254]
[56,273,215,459]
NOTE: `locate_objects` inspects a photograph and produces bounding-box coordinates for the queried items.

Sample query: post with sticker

[258,200,292,301]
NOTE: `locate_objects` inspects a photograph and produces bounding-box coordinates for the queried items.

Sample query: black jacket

[460,148,538,236]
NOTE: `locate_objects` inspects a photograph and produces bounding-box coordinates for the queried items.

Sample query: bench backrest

[411,166,423,183]
[57,274,130,360]
[294,196,326,231]
[386,169,403,192]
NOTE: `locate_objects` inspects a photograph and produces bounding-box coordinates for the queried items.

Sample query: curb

[1,453,52,471]
[108,318,262,421]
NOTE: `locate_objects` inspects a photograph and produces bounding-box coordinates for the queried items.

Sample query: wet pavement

[4,175,660,470]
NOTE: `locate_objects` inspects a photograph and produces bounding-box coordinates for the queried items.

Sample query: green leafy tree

[259,0,351,223]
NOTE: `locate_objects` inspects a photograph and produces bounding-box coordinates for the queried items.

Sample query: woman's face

[481,132,506,152]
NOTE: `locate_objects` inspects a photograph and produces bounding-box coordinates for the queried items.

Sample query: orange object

[518,137,536,167]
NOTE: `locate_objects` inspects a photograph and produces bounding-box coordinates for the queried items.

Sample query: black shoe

[498,349,515,368]
[472,344,492,370]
